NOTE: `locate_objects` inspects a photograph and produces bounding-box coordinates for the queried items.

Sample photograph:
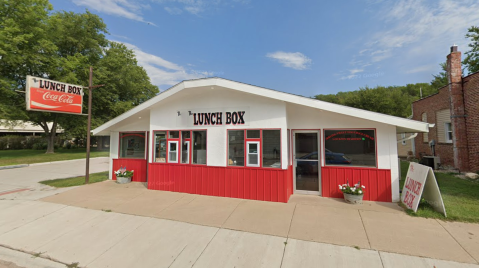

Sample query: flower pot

[116,176,131,184]
[343,193,363,204]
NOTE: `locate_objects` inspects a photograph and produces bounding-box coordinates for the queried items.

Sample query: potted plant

[114,167,134,184]
[338,180,366,204]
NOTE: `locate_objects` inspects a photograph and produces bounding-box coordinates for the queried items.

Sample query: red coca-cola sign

[26,76,83,115]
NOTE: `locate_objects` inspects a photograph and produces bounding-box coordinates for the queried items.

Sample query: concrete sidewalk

[0,198,477,268]
[39,181,479,265]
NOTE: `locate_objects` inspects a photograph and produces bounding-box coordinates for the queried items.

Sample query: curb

[0,164,29,170]
[0,157,110,170]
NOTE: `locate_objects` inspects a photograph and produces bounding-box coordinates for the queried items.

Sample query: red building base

[148,164,293,203]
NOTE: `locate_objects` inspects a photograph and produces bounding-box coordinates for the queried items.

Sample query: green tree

[314,83,437,118]
[464,26,479,74]
[0,0,159,153]
[430,62,448,89]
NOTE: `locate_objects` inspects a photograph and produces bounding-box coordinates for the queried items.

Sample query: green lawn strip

[399,160,479,223]
[40,171,109,188]
[0,148,109,166]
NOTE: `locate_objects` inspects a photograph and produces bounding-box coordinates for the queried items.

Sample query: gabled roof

[92,77,429,135]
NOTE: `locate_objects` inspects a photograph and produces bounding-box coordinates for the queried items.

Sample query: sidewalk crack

[358,210,372,249]
[435,219,478,264]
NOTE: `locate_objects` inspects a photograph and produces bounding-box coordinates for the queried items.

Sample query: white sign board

[401,162,446,217]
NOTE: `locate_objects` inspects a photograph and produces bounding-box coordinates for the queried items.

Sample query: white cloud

[349,0,479,74]
[72,0,155,24]
[114,41,215,87]
[350,69,364,75]
[266,51,312,70]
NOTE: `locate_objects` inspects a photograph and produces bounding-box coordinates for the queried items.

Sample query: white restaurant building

[93,78,429,203]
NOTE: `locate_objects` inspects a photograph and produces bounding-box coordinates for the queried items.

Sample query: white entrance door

[293,131,321,195]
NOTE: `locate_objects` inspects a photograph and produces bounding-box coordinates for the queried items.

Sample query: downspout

[397,133,418,143]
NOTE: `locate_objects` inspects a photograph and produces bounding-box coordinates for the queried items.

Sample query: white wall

[286,103,400,201]
[149,86,288,168]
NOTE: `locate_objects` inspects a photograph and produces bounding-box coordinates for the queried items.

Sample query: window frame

[225,128,283,170]
[118,131,147,160]
[323,128,378,169]
[246,141,261,167]
[445,123,453,143]
[181,130,191,164]
[227,129,246,167]
[168,140,179,163]
[151,129,206,165]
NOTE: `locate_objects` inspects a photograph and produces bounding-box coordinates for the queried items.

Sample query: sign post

[84,67,104,184]
[401,162,447,216]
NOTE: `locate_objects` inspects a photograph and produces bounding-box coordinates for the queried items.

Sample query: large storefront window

[263,130,281,168]
[154,131,167,162]
[228,130,245,166]
[324,129,376,167]
[193,131,207,165]
[120,132,146,159]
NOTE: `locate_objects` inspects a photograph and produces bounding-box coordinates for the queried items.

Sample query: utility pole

[85,67,104,184]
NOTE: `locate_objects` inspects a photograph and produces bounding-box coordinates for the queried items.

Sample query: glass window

[154,131,167,162]
[401,133,406,145]
[228,130,245,166]
[168,141,178,163]
[247,141,260,167]
[445,123,453,143]
[169,131,179,139]
[193,131,207,164]
[324,130,376,167]
[262,130,281,168]
[120,132,145,159]
[247,130,260,139]
[181,131,190,164]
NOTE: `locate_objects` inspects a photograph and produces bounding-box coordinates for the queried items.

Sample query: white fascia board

[214,79,429,133]
[92,82,186,135]
[93,77,429,135]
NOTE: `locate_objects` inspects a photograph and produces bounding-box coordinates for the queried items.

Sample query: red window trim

[323,128,378,169]
[226,128,282,170]
[152,129,207,165]
[118,131,147,160]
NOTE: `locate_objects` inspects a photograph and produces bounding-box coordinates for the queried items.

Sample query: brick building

[413,46,479,172]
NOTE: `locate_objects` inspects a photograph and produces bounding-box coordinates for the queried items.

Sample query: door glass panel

[295,133,319,192]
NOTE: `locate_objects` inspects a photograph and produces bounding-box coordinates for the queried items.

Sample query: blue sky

[50,0,479,96]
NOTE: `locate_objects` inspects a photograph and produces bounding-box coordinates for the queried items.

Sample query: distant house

[396,133,415,158]
[0,120,63,136]
[412,46,479,172]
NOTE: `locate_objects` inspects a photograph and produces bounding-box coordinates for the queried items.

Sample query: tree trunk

[45,115,58,154]
[98,136,103,150]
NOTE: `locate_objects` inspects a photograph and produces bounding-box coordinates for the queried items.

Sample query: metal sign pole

[85,67,93,184]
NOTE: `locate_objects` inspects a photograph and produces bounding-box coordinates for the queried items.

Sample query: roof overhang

[92,78,429,135]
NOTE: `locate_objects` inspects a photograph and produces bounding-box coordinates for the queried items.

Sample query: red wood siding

[148,164,294,203]
[321,166,392,202]
[112,159,148,182]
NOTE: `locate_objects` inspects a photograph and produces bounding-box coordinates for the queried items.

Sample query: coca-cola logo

[43,92,74,104]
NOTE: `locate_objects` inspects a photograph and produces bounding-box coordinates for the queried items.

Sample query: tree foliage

[0,0,159,153]
[464,26,479,74]
[314,83,438,118]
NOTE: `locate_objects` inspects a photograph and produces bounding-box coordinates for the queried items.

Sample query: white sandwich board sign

[401,162,447,217]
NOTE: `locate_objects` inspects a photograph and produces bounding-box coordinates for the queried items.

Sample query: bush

[0,135,25,150]
[32,142,48,150]
[24,136,46,149]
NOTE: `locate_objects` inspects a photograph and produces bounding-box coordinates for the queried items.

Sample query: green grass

[0,148,109,166]
[399,161,479,223]
[40,171,109,187]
